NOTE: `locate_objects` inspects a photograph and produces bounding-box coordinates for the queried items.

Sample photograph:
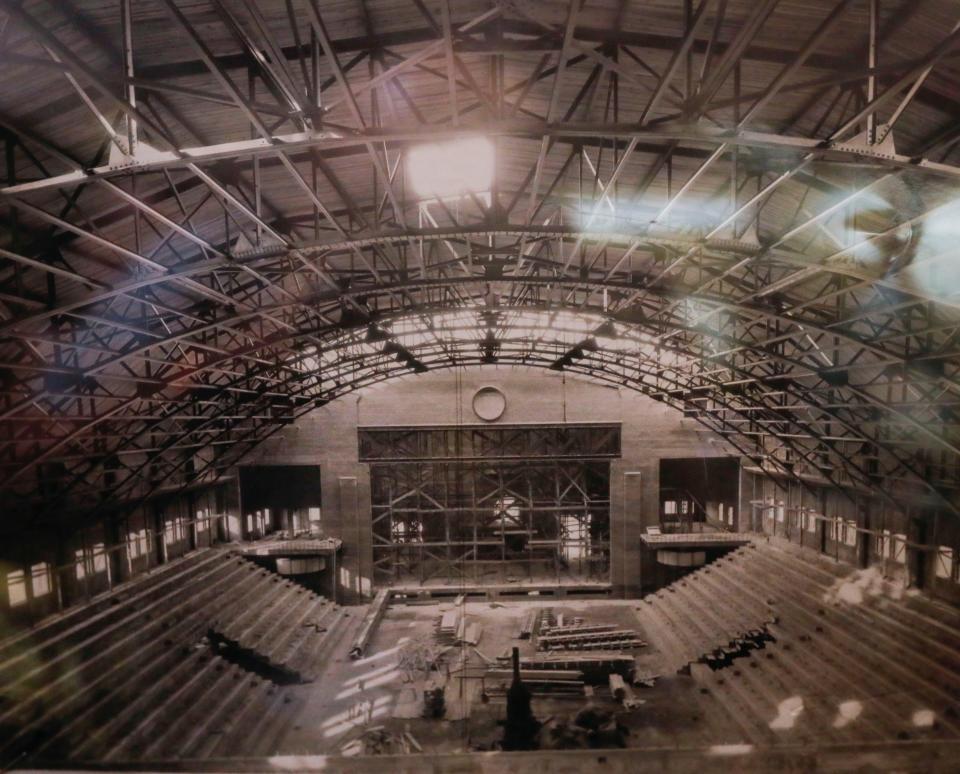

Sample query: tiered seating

[208,574,340,683]
[0,548,348,765]
[638,539,960,745]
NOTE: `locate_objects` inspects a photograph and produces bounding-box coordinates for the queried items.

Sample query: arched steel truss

[2,0,960,524]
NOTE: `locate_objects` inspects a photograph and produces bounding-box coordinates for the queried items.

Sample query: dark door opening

[238,465,323,539]
[659,457,740,532]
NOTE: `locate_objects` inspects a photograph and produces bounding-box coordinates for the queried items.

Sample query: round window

[472,386,506,422]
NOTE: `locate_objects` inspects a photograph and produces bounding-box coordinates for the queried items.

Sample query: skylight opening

[407,137,494,199]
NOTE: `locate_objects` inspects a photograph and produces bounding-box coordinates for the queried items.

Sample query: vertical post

[249,67,263,247]
[866,0,879,145]
[339,476,361,599]
[619,470,643,597]
[120,0,137,155]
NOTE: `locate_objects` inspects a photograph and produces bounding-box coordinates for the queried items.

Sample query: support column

[611,468,645,597]
[338,477,363,600]
[737,461,754,533]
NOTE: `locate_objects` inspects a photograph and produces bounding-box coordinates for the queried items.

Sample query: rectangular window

[75,549,86,580]
[878,529,891,559]
[92,543,107,573]
[128,528,147,559]
[31,563,51,597]
[845,520,858,547]
[806,511,817,533]
[664,501,677,516]
[7,570,27,607]
[937,547,954,580]
[892,533,907,563]
[776,505,785,523]
[197,510,208,532]
[128,531,140,559]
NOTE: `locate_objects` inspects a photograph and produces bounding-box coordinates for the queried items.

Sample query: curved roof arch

[2,0,960,525]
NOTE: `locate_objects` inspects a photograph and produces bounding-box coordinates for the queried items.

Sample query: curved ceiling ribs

[1,0,960,521]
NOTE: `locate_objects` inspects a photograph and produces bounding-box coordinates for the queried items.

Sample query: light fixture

[407,137,494,199]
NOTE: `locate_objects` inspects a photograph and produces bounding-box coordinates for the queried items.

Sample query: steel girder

[2,0,960,530]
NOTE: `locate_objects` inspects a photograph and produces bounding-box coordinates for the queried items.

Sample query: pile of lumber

[436,609,460,644]
[498,652,636,684]
[518,609,537,639]
[536,607,556,636]
[457,619,483,645]
[484,667,585,696]
[538,628,646,651]
[437,606,483,646]
[540,623,617,637]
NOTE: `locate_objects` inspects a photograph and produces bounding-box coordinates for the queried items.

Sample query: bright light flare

[408,137,494,198]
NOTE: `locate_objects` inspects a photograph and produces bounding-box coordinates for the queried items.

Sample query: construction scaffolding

[365,425,618,586]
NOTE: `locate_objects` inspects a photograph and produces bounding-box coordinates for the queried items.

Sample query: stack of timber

[498,652,636,684]
[536,607,555,637]
[484,667,585,696]
[436,609,460,644]
[538,628,646,651]
[540,623,617,637]
[518,609,537,639]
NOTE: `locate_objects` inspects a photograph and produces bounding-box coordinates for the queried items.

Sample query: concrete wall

[246,366,740,599]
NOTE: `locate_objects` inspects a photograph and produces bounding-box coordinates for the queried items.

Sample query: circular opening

[472,386,506,422]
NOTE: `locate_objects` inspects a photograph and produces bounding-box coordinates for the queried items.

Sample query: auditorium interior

[2,0,960,771]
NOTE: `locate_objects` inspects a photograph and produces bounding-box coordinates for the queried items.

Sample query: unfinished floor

[5,537,960,769]
[262,539,960,758]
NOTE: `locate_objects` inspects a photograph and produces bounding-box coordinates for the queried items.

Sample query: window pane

[845,520,858,547]
[75,549,86,580]
[31,563,51,597]
[937,547,953,579]
[93,543,106,572]
[7,570,27,607]
[893,534,907,563]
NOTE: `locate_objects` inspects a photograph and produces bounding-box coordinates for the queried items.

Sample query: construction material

[540,623,617,637]
[459,622,483,645]
[341,726,420,756]
[519,610,537,639]
[538,629,646,651]
[349,588,390,659]
[534,608,554,639]
[397,641,449,683]
[486,668,584,683]
[437,610,460,644]
[500,653,636,684]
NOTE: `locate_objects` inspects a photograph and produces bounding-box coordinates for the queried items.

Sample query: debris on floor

[397,640,450,682]
[340,726,422,756]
